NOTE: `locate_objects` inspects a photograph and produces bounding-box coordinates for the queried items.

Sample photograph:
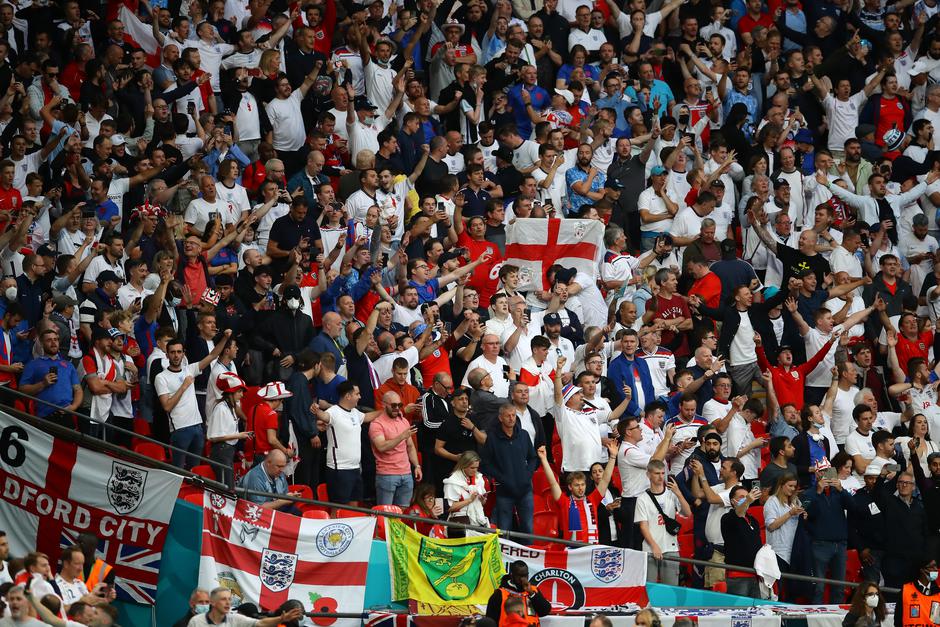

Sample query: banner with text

[0,411,182,604]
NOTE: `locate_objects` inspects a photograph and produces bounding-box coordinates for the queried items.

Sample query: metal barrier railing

[0,388,894,599]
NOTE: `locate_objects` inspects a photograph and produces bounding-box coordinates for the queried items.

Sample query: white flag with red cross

[0,411,182,604]
[199,493,374,623]
[504,218,605,292]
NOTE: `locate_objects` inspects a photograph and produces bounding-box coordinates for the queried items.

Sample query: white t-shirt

[704,484,733,545]
[634,488,681,553]
[638,186,674,233]
[831,385,861,444]
[185,197,240,233]
[194,39,235,91]
[205,359,237,420]
[373,347,420,385]
[265,90,306,151]
[823,92,868,152]
[207,401,240,444]
[82,254,125,286]
[618,441,652,498]
[325,404,365,469]
[844,429,875,464]
[155,363,203,430]
[348,114,391,163]
[804,327,838,387]
[215,182,251,216]
[638,347,675,397]
[555,403,603,472]
[461,354,510,397]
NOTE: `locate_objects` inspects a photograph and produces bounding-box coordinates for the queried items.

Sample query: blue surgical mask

[930,570,938,582]
[735,497,747,507]
[195,604,210,614]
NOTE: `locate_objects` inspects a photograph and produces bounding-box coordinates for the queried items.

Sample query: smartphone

[524,307,531,318]
[225,123,233,135]
[187,102,196,115]
[437,201,446,213]
[49,365,58,376]
[502,364,510,377]
[443,321,452,334]
[380,253,389,268]
[706,85,713,95]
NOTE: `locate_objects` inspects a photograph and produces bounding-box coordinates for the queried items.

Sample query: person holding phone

[719,484,764,597]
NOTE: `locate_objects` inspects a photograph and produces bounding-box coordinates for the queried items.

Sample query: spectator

[806,468,854,604]
[239,450,303,512]
[764,474,806,601]
[206,372,251,486]
[720,484,764,597]
[485,561,551,626]
[155,331,231,469]
[481,403,538,534]
[19,328,82,427]
[635,459,691,586]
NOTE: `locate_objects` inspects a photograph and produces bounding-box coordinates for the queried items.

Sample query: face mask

[365,115,375,125]
[286,298,301,310]
[678,114,690,126]
[865,594,879,608]
[3,287,15,301]
[194,604,210,614]
[930,570,939,582]
[169,296,182,307]
[706,449,720,461]
[735,497,747,507]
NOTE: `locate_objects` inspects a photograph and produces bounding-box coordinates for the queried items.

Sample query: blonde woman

[764,473,805,601]
[897,413,939,475]
[252,50,283,104]
[443,451,489,535]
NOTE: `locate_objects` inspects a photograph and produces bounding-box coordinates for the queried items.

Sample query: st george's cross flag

[0,411,182,604]
[504,218,605,291]
[499,539,648,612]
[199,493,374,624]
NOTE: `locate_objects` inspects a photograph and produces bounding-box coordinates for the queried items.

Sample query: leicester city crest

[107,462,146,515]
[316,523,354,557]
[590,548,623,583]
[260,548,297,592]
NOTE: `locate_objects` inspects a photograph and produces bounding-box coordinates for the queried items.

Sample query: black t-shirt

[720,511,763,567]
[415,157,449,199]
[267,214,322,275]
[759,461,798,490]
[776,244,830,287]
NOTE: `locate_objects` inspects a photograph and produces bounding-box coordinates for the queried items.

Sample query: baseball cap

[554,88,575,105]
[36,244,56,258]
[52,293,77,309]
[96,270,122,285]
[650,165,667,176]
[543,312,562,326]
[111,134,126,146]
[494,146,514,163]
[855,124,876,140]
[201,288,221,306]
[283,285,302,300]
[354,96,378,111]
[794,128,813,144]
[772,178,790,190]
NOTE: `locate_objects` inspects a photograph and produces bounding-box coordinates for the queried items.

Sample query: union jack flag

[59,529,161,604]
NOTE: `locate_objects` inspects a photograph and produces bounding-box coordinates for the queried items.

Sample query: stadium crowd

[5,0,940,619]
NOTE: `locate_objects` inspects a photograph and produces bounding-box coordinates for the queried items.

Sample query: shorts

[326,467,363,503]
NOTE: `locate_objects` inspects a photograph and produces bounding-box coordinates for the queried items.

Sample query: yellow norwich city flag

[386,519,503,606]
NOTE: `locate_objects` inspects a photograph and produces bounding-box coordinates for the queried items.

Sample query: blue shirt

[134,316,157,360]
[20,355,79,417]
[565,166,605,215]
[624,80,674,117]
[723,89,760,126]
[96,200,120,225]
[507,84,550,140]
[315,374,346,405]
[239,461,289,505]
[595,93,632,132]
[409,278,439,304]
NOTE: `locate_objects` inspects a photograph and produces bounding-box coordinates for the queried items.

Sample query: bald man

[368,391,421,507]
[312,311,346,373]
[240,450,303,511]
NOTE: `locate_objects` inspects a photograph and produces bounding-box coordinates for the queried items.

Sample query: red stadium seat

[289,484,313,500]
[373,505,402,539]
[303,510,330,519]
[533,467,550,494]
[845,549,862,583]
[336,508,369,518]
[133,442,167,463]
[191,465,216,480]
[533,511,559,539]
